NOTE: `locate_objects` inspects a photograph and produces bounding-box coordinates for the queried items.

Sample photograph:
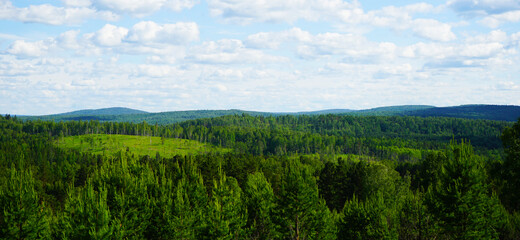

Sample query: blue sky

[1,0,520,115]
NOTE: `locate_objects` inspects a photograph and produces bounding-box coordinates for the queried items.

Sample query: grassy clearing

[56,134,230,157]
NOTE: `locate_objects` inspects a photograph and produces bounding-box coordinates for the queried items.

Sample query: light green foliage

[167,160,208,239]
[58,134,230,157]
[94,153,154,239]
[277,159,336,240]
[362,161,403,204]
[0,168,50,240]
[58,181,112,240]
[168,176,206,239]
[244,172,278,240]
[203,167,247,239]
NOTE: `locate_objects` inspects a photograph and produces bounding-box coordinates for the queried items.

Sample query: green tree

[0,168,50,240]
[244,172,278,240]
[398,191,439,240]
[99,153,153,239]
[501,119,520,212]
[426,141,506,239]
[57,181,112,240]
[161,159,208,240]
[276,159,336,240]
[203,166,247,239]
[338,194,396,240]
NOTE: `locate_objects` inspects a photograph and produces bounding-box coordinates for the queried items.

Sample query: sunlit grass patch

[56,134,230,157]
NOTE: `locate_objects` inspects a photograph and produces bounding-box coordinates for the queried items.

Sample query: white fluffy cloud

[208,0,358,24]
[0,0,117,25]
[2,20,199,63]
[1,0,196,25]
[62,0,93,7]
[466,30,508,43]
[127,21,199,44]
[57,30,82,49]
[364,5,456,42]
[92,0,195,17]
[411,19,456,42]
[69,21,199,54]
[480,10,520,28]
[210,0,454,42]
[459,42,504,58]
[447,0,520,15]
[92,24,129,47]
[297,32,397,60]
[188,39,288,64]
[138,64,183,77]
[245,28,312,49]
[403,41,507,60]
[6,39,56,57]
[246,28,397,61]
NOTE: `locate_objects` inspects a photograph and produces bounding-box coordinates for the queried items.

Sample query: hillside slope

[404,105,520,122]
[18,104,520,124]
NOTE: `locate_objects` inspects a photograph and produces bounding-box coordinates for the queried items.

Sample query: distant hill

[20,107,148,122]
[345,105,435,116]
[292,109,355,115]
[17,104,520,124]
[403,105,520,122]
[110,110,273,125]
[55,107,148,116]
[20,109,271,124]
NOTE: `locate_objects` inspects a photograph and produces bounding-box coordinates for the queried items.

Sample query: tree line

[0,114,519,239]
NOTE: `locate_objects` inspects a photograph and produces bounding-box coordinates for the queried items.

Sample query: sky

[1,0,520,115]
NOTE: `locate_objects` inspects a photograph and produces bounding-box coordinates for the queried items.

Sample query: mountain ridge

[53,107,148,116]
[15,104,520,124]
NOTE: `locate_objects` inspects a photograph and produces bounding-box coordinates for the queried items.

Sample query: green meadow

[57,134,230,157]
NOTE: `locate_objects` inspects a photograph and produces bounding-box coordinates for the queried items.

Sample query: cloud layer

[1,0,519,115]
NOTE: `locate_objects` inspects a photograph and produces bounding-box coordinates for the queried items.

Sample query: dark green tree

[426,141,506,239]
[0,168,50,240]
[398,191,439,240]
[276,159,336,240]
[338,194,396,240]
[501,119,520,212]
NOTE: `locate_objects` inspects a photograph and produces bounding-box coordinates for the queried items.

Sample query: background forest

[1,113,519,239]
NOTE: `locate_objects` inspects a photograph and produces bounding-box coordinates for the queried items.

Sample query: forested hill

[22,107,149,121]
[402,105,520,121]
[18,104,520,124]
[57,107,148,115]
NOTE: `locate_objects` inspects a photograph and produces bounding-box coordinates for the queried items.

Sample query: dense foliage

[1,114,519,239]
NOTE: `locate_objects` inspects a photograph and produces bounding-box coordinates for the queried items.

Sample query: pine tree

[338,194,396,240]
[501,119,520,212]
[57,180,112,240]
[170,166,208,239]
[398,191,439,240]
[426,141,506,239]
[202,166,247,240]
[0,168,50,240]
[244,172,278,239]
[100,152,153,239]
[276,159,336,240]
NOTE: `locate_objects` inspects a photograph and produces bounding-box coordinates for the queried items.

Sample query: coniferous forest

[1,114,519,239]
